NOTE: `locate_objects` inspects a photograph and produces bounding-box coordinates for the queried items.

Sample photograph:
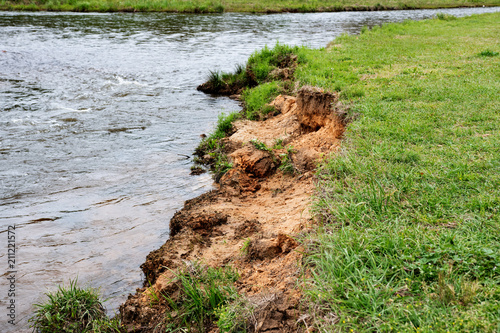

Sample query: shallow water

[0,6,498,331]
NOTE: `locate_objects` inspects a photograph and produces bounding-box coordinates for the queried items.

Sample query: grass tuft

[160,263,246,332]
[29,279,123,333]
[479,49,499,57]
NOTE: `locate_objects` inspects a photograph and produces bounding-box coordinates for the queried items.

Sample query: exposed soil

[120,86,346,332]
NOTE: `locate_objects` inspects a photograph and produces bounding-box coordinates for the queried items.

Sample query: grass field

[0,0,499,13]
[297,12,500,332]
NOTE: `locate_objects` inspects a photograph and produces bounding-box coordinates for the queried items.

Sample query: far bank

[1,0,499,13]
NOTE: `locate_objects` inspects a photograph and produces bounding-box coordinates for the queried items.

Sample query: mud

[120,86,345,332]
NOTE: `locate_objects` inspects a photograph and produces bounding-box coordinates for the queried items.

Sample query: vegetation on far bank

[1,0,499,13]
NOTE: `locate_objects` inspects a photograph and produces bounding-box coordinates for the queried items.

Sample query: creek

[0,6,498,331]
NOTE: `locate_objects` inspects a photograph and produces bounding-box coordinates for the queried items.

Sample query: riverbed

[1,6,498,331]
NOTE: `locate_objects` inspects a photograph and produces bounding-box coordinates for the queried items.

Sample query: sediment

[119,86,346,332]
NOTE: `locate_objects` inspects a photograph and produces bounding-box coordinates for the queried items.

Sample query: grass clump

[215,297,254,333]
[479,49,499,57]
[30,279,123,333]
[298,12,500,332]
[249,138,272,152]
[194,112,240,180]
[161,262,249,332]
[246,43,303,84]
[200,42,306,119]
[278,145,298,175]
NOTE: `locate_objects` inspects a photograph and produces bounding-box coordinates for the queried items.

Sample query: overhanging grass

[298,13,500,332]
[1,0,499,12]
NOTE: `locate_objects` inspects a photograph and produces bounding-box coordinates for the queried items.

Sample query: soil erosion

[120,86,347,332]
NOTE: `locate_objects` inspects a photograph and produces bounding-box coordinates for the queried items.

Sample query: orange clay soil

[119,86,347,333]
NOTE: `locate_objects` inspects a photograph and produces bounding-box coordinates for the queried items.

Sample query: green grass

[1,0,499,12]
[242,81,281,120]
[279,145,298,175]
[30,279,124,333]
[292,12,500,332]
[159,263,246,332]
[194,111,240,180]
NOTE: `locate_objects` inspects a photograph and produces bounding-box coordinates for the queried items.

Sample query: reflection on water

[0,7,499,332]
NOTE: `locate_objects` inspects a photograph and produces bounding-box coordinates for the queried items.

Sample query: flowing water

[0,6,498,331]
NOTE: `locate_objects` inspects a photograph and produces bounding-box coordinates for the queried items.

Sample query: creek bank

[119,86,346,332]
[1,2,498,13]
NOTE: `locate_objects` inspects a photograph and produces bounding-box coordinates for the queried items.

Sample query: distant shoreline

[1,0,498,14]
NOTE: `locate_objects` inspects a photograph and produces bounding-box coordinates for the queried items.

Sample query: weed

[234,63,245,75]
[279,145,298,175]
[147,279,161,306]
[249,139,271,152]
[214,153,233,180]
[216,297,254,333]
[479,49,499,57]
[194,111,240,180]
[272,138,284,150]
[240,238,251,255]
[207,70,225,90]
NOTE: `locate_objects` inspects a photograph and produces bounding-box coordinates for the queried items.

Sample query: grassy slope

[0,0,499,13]
[299,13,500,332]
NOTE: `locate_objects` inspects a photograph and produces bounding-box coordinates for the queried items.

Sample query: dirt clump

[170,210,228,236]
[120,86,345,332]
[230,144,277,178]
[247,234,298,261]
[220,168,261,196]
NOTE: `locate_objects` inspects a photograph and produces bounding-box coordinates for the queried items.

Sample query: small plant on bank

[194,111,240,180]
[214,153,233,181]
[249,139,271,152]
[30,279,123,333]
[272,138,284,150]
[250,139,279,164]
[216,297,254,333]
[160,262,242,332]
[239,238,252,256]
[279,145,298,175]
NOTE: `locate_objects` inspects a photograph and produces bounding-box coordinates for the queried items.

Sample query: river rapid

[0,6,498,332]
